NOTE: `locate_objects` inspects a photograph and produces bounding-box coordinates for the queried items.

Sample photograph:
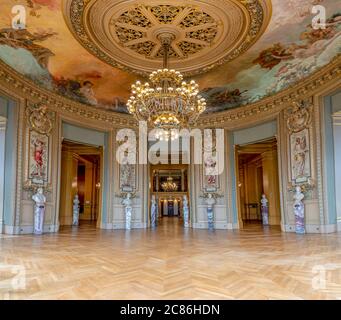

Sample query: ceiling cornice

[0,55,340,130]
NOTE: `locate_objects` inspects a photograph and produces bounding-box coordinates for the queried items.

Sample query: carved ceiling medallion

[63,0,272,77]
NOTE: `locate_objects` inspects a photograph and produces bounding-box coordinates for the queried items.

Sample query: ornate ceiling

[0,0,340,114]
[64,0,270,76]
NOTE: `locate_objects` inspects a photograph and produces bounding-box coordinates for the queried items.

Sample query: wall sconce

[96,182,101,189]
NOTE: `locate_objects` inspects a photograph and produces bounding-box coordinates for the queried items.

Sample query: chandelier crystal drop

[161,177,178,192]
[127,33,206,141]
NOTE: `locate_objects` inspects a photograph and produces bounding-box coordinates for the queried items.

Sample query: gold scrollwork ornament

[26,103,55,135]
[286,100,312,133]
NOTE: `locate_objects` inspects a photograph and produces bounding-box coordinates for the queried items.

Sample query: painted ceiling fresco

[0,0,340,113]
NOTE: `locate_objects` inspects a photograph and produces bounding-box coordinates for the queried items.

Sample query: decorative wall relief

[287,100,313,185]
[117,133,138,193]
[290,128,311,184]
[24,103,55,190]
[202,129,220,192]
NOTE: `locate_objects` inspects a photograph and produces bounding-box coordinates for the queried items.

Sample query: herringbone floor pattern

[1,218,341,300]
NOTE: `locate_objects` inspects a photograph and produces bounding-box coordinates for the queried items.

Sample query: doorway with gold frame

[235,138,281,230]
[150,164,190,227]
[59,140,103,228]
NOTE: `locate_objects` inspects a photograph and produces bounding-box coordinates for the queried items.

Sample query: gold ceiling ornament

[161,176,178,192]
[127,33,206,141]
[63,0,272,77]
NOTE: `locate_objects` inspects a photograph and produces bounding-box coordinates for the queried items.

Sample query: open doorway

[236,138,281,230]
[150,165,189,227]
[59,140,102,229]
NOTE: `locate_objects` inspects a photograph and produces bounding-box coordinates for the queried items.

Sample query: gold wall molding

[0,55,340,130]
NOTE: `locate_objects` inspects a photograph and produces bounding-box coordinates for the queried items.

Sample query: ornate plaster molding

[285,99,313,134]
[26,102,56,135]
[63,0,272,77]
[0,55,340,130]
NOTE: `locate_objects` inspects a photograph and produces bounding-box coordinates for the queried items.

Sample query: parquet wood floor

[1,218,341,300]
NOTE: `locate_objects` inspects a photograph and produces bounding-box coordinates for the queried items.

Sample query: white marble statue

[206,193,216,231]
[293,186,305,234]
[32,188,46,235]
[261,194,269,226]
[151,195,157,228]
[122,193,133,230]
[73,194,80,226]
[183,195,189,228]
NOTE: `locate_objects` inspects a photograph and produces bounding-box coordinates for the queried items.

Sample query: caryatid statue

[206,193,216,231]
[293,186,305,234]
[122,193,133,230]
[32,187,46,235]
[261,194,269,226]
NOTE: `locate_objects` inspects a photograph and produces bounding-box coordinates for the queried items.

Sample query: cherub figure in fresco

[0,28,56,68]
[79,81,98,106]
[26,0,59,16]
[252,43,300,70]
[210,88,247,105]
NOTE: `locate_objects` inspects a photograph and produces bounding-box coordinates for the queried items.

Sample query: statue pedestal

[73,195,80,226]
[294,203,305,234]
[125,207,132,230]
[32,188,46,235]
[183,196,190,228]
[34,205,45,235]
[151,196,157,229]
[293,186,305,234]
[207,207,214,231]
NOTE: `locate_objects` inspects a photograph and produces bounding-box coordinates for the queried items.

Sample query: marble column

[0,117,6,230]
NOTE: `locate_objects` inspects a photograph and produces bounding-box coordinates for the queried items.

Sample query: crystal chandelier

[161,176,178,192]
[127,33,206,141]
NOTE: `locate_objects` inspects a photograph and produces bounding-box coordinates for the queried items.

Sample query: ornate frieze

[0,56,340,130]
